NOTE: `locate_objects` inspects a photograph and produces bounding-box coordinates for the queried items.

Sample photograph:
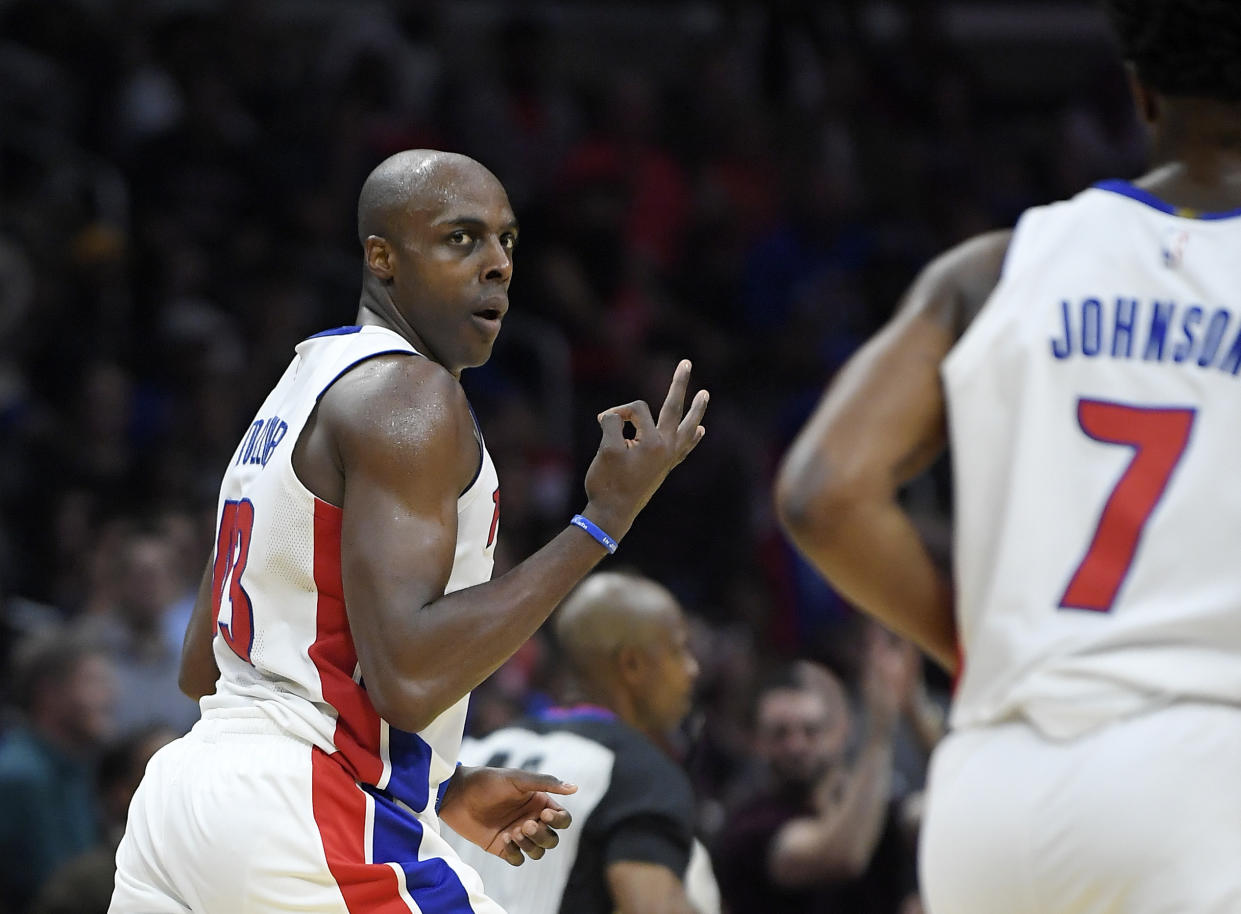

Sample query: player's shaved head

[356,149,503,246]
[554,572,683,681]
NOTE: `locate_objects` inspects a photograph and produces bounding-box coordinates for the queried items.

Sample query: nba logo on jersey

[1161,227,1190,268]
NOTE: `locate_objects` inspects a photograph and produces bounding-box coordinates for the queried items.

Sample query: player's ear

[1124,62,1159,126]
[365,236,396,280]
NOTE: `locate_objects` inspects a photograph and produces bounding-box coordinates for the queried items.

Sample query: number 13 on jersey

[212,498,256,663]
[1059,399,1195,613]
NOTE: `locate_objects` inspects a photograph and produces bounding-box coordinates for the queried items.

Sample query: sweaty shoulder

[910,229,1013,339]
[311,353,478,502]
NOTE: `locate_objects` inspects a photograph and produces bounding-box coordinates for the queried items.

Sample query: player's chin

[461,333,500,368]
[451,345,495,373]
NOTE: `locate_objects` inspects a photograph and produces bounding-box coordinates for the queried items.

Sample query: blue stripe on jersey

[435,767,457,813]
[366,786,477,913]
[1094,179,1241,221]
[460,401,485,495]
[306,325,364,339]
[387,726,434,813]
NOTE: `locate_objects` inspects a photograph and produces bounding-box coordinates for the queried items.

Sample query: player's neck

[1140,100,1241,212]
[356,276,455,378]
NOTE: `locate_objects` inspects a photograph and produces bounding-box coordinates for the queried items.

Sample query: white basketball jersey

[199,324,499,813]
[943,181,1241,739]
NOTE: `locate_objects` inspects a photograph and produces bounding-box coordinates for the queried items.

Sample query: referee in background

[447,571,718,914]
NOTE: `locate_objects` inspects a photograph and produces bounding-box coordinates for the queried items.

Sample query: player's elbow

[178,667,215,702]
[365,676,445,734]
[178,650,219,701]
[774,454,861,550]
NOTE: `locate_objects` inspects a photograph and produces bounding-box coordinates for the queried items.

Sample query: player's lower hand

[497,803,569,864]
[437,765,577,866]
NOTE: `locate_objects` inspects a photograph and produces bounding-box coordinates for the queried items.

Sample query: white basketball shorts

[110,710,505,913]
[920,702,1241,914]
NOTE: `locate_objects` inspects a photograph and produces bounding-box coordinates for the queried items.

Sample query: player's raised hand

[582,359,709,539]
[437,765,578,867]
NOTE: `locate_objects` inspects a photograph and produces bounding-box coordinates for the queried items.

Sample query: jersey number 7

[212,498,256,662]
[1058,399,1195,612]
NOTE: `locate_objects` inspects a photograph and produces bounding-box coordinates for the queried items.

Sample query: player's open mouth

[475,308,503,321]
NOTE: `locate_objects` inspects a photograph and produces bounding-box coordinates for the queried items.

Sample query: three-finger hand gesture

[582,359,709,539]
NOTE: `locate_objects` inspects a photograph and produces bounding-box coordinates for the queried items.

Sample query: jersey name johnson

[942,182,1241,739]
[1050,295,1241,373]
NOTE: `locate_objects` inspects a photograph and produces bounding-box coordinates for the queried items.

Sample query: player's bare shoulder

[909,229,1013,339]
[316,353,478,495]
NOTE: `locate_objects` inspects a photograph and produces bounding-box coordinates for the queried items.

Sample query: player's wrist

[570,514,620,553]
[577,503,633,546]
[437,763,467,815]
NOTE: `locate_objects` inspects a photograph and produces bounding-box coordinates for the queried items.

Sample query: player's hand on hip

[437,765,577,867]
[582,359,709,538]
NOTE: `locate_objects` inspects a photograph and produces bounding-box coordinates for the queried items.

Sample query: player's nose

[480,235,513,283]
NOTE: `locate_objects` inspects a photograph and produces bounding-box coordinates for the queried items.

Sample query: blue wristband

[570,514,619,554]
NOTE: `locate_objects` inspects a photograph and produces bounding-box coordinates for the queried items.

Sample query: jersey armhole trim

[314,349,419,403]
[282,348,420,510]
[460,401,486,497]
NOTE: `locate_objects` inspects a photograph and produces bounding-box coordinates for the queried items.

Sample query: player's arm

[607,861,699,914]
[179,555,220,700]
[326,356,707,734]
[774,230,1011,675]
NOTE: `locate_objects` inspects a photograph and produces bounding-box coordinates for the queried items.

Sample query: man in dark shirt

[715,639,919,914]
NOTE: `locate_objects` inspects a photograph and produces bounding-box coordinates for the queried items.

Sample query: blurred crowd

[0,0,1146,911]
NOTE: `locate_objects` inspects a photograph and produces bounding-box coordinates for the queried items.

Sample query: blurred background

[0,0,1147,911]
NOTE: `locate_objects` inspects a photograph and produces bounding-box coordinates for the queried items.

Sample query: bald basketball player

[110,150,709,914]
[449,571,719,914]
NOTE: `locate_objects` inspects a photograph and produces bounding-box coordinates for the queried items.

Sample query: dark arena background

[0,2,1141,912]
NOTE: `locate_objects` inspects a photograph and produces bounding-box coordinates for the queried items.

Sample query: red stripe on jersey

[310,747,411,913]
[308,497,385,785]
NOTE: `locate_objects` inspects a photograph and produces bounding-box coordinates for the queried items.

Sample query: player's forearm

[363,518,617,733]
[179,559,221,700]
[780,489,958,674]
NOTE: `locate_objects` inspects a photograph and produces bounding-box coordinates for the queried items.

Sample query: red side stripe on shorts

[308,497,385,785]
[310,748,411,913]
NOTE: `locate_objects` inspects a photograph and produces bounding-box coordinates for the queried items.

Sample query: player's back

[944,180,1241,738]
[200,324,499,812]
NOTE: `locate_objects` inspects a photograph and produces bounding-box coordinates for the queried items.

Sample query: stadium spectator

[0,632,117,914]
[714,635,921,914]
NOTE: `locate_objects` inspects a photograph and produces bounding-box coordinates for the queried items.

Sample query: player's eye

[500,233,518,251]
[449,230,473,245]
